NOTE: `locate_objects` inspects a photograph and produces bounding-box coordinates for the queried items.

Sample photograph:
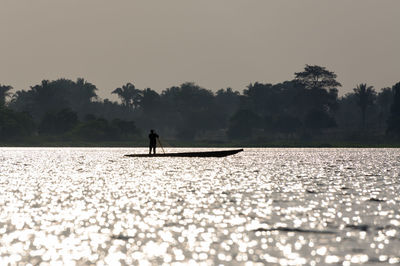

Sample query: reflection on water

[0,148,399,265]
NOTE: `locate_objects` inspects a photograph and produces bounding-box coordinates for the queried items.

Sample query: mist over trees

[0,65,399,145]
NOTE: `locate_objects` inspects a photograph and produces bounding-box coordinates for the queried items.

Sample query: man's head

[150,129,154,133]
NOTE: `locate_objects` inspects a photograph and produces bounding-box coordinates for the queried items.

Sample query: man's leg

[150,145,156,154]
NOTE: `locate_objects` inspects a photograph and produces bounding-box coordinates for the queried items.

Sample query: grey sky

[1,0,399,99]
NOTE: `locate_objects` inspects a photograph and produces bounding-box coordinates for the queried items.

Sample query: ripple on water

[0,147,399,265]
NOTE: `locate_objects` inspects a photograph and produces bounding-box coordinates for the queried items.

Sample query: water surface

[0,148,399,265]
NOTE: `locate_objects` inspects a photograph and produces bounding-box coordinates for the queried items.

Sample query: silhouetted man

[148,129,159,154]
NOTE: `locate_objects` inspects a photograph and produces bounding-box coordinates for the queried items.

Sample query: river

[0,148,399,265]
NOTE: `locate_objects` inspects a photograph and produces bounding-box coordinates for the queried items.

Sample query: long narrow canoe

[124,149,243,158]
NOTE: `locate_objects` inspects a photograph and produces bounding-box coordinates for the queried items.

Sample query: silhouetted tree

[215,88,241,125]
[161,82,217,139]
[29,80,69,119]
[0,85,12,106]
[10,78,99,120]
[293,84,339,117]
[387,82,400,136]
[112,83,142,109]
[353,83,376,129]
[75,78,98,101]
[72,78,98,113]
[140,88,160,114]
[243,83,282,116]
[294,65,342,90]
[10,90,34,114]
[133,88,162,130]
[2,70,399,144]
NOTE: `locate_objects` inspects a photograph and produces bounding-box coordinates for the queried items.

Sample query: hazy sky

[1,0,399,99]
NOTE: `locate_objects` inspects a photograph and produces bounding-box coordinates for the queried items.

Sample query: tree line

[1,65,399,145]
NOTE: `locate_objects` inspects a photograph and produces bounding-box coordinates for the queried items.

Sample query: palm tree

[353,83,376,129]
[112,83,142,109]
[76,78,98,102]
[131,87,143,110]
[0,84,13,106]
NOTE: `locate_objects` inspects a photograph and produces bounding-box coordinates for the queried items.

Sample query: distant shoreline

[1,139,399,148]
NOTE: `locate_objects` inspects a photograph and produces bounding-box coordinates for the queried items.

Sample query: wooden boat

[124,149,243,158]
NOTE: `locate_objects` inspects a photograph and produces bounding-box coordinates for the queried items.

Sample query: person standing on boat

[148,129,159,154]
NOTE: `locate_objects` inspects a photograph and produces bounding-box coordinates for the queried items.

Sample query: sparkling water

[0,148,399,265]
